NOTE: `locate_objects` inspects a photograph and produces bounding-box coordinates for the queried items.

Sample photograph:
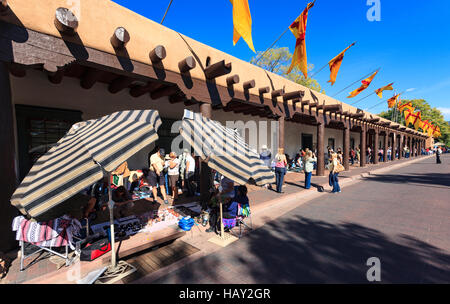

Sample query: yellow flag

[231,0,255,52]
[327,42,356,85]
[375,82,394,98]
[404,108,416,126]
[286,1,315,76]
[347,70,378,98]
[397,101,414,113]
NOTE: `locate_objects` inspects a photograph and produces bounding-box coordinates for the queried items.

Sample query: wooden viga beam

[81,67,103,90]
[130,81,162,98]
[379,122,391,127]
[150,85,180,100]
[283,90,304,102]
[323,104,343,113]
[226,74,240,86]
[178,56,196,73]
[391,125,400,129]
[149,45,167,63]
[111,27,130,49]
[368,118,380,123]
[54,7,79,35]
[271,89,285,99]
[204,60,232,79]
[243,80,255,90]
[350,112,365,119]
[108,76,134,94]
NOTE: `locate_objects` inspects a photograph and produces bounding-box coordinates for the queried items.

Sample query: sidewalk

[0,155,431,284]
[132,154,434,284]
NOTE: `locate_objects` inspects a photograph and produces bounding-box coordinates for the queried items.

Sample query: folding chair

[229,203,252,239]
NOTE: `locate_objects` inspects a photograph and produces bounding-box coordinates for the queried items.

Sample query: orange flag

[375,82,394,98]
[327,42,356,85]
[422,120,432,134]
[412,112,422,130]
[286,1,315,76]
[387,94,401,108]
[231,0,255,52]
[347,70,378,98]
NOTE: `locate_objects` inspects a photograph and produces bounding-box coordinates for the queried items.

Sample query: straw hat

[261,145,268,151]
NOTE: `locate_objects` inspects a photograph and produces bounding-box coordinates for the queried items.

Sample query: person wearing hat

[149,148,169,204]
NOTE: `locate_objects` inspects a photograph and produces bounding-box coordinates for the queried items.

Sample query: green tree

[250,47,324,93]
[379,99,450,145]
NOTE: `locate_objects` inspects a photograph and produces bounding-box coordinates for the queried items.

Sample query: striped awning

[11,110,162,221]
[180,110,275,186]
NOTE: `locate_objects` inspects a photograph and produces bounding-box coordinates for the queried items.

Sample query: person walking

[259,145,272,167]
[185,151,196,197]
[149,148,169,205]
[178,149,188,192]
[168,152,180,202]
[436,147,442,164]
[387,146,392,161]
[303,151,317,189]
[329,152,343,193]
[274,148,287,193]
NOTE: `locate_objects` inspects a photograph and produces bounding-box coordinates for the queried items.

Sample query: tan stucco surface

[5,0,423,136]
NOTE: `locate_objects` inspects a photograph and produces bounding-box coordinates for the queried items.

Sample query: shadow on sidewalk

[152,215,450,283]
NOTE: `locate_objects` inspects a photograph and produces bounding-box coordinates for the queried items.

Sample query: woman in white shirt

[168,152,180,201]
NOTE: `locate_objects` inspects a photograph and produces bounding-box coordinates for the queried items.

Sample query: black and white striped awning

[11,110,162,221]
[180,110,275,186]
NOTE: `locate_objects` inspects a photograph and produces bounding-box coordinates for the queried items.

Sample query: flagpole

[331,68,380,98]
[366,90,406,112]
[309,41,357,79]
[351,91,377,106]
[253,27,290,65]
[160,0,174,24]
[253,0,317,65]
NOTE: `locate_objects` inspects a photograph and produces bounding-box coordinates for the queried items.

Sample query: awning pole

[107,172,116,268]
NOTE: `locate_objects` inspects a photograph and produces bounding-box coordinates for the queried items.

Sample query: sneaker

[205,227,215,233]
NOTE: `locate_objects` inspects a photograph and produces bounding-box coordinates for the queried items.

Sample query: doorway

[301,133,313,150]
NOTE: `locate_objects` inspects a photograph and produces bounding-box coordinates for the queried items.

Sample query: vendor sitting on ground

[112,186,134,218]
[83,176,109,219]
[205,176,237,233]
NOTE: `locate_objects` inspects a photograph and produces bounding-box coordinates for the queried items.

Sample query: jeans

[350,156,354,165]
[305,171,312,189]
[275,167,285,193]
[331,172,341,193]
[388,154,391,161]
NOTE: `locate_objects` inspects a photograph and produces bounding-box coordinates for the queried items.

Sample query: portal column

[360,126,366,167]
[317,122,325,176]
[399,134,403,159]
[343,126,350,171]
[392,133,397,161]
[384,132,389,162]
[374,130,379,164]
[199,103,212,208]
[278,116,285,152]
[0,63,18,252]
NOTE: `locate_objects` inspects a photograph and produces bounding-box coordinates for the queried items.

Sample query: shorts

[148,170,165,187]
[168,174,179,187]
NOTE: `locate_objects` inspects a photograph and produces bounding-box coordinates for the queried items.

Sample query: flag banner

[286,1,315,76]
[375,82,394,98]
[327,42,356,85]
[397,101,414,112]
[432,125,441,138]
[347,70,378,98]
[387,94,400,108]
[231,0,255,52]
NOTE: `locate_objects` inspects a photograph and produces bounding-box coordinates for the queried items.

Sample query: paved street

[144,154,450,284]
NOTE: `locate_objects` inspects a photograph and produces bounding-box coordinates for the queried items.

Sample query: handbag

[80,238,111,262]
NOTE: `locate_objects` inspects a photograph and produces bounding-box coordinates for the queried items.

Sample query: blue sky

[112,0,450,119]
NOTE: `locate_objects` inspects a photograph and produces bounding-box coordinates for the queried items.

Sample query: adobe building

[0,0,429,251]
